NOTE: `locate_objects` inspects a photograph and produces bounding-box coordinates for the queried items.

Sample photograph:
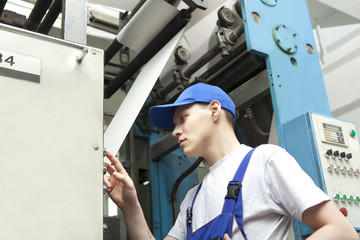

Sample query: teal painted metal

[283,112,326,238]
[261,0,277,7]
[240,0,331,147]
[272,24,298,54]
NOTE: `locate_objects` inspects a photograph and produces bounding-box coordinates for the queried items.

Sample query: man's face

[172,103,213,157]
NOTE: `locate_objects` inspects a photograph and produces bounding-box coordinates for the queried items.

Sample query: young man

[104,83,358,240]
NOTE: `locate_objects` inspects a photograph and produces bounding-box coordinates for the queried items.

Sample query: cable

[244,108,269,136]
[170,157,203,222]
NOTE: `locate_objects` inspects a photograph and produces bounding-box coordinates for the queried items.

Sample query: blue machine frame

[241,0,357,238]
[240,0,331,144]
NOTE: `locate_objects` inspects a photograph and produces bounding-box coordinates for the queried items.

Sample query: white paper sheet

[104,30,184,156]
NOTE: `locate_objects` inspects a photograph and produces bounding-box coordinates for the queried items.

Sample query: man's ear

[209,100,221,118]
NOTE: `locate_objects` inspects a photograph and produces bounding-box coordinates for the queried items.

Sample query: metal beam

[151,133,178,161]
[228,70,269,109]
[315,0,360,21]
[61,0,87,44]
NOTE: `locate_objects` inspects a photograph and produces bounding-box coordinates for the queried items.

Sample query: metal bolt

[306,44,315,54]
[92,50,97,55]
[94,145,99,150]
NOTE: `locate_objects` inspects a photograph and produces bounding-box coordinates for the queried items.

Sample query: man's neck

[202,131,241,167]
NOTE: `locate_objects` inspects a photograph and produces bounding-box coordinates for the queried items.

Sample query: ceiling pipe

[36,0,62,34]
[0,0,7,16]
[24,0,53,31]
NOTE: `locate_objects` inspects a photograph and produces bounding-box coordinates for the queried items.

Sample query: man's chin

[183,150,198,158]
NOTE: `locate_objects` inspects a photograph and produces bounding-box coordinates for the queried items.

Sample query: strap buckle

[211,236,223,240]
[225,181,241,199]
[186,207,192,226]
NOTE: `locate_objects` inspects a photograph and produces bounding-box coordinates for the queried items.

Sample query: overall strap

[233,147,256,240]
[186,183,202,237]
[233,148,256,183]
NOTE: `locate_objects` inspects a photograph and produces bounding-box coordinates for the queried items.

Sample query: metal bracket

[183,0,207,10]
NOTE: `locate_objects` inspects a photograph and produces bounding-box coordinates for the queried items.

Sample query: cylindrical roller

[199,41,247,80]
[182,23,244,79]
[0,0,7,16]
[103,0,146,65]
[183,44,221,79]
[36,0,62,34]
[104,9,192,99]
[24,0,53,31]
[209,53,266,92]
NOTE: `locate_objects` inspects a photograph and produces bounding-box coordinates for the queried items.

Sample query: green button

[350,130,356,137]
[335,194,340,201]
[349,196,354,202]
[342,195,347,201]
[356,196,360,203]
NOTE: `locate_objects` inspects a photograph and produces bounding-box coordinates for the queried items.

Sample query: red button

[340,207,348,217]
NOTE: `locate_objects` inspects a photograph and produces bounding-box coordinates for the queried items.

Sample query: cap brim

[150,101,193,130]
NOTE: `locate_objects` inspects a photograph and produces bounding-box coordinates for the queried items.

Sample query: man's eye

[180,115,186,122]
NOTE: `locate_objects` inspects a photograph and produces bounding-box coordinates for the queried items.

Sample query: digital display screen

[323,123,342,132]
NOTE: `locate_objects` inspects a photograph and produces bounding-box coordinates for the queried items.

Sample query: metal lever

[183,0,207,10]
[76,47,88,64]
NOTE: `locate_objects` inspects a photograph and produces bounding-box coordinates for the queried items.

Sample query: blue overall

[186,148,256,240]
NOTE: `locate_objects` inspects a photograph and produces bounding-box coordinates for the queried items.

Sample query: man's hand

[104,151,155,240]
[103,151,138,211]
[224,233,232,240]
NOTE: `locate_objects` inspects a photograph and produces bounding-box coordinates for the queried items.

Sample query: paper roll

[116,0,178,53]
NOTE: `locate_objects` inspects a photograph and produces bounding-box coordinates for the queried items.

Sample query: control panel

[311,113,360,226]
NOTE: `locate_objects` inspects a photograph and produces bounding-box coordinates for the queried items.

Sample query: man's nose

[172,126,182,138]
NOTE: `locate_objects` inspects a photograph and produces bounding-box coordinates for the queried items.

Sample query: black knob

[340,152,346,158]
[333,150,339,157]
[325,149,333,156]
[347,153,352,160]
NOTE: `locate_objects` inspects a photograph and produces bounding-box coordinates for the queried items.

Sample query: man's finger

[104,162,115,175]
[103,175,111,188]
[105,151,127,174]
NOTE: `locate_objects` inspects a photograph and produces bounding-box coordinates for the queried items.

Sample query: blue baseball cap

[150,83,236,130]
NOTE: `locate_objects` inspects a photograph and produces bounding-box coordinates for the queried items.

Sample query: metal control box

[283,112,360,238]
[310,114,360,223]
[0,24,104,240]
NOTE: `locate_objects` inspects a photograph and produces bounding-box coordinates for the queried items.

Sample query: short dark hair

[224,109,236,128]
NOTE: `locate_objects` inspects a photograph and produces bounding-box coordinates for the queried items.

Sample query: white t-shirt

[168,144,330,240]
